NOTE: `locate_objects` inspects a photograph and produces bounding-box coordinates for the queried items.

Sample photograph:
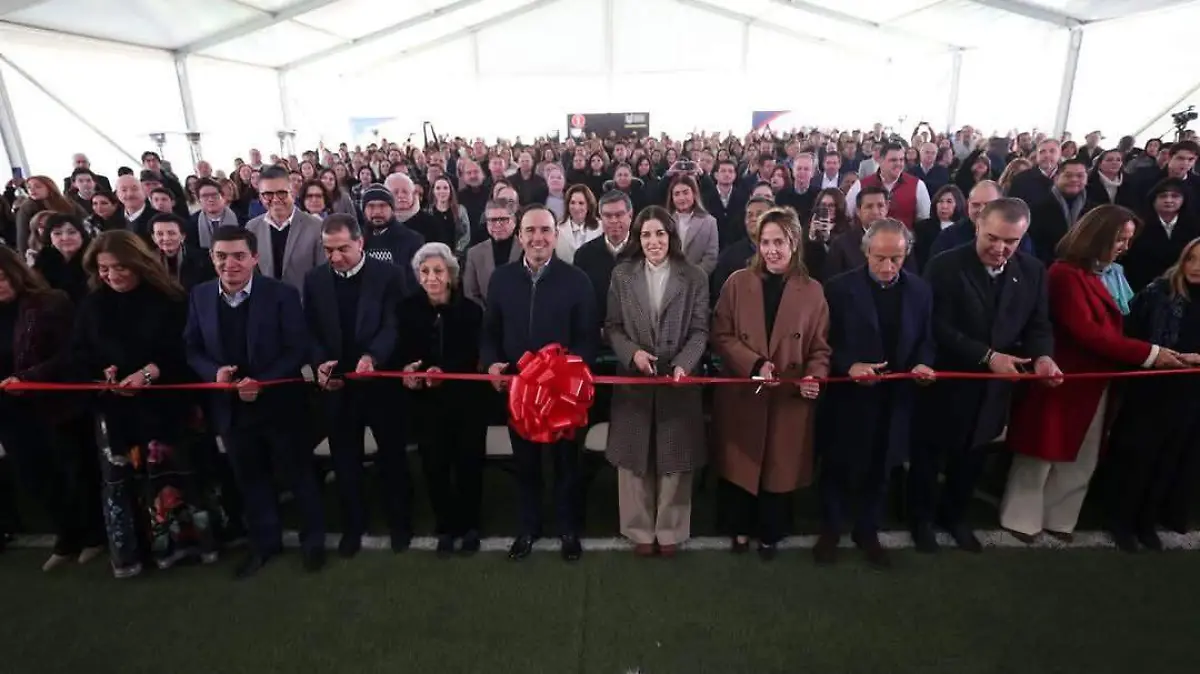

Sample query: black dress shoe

[435,535,456,558]
[508,535,535,560]
[757,542,778,561]
[234,553,269,580]
[1003,528,1038,545]
[390,531,412,554]
[1137,528,1163,552]
[560,534,582,562]
[911,522,940,554]
[812,531,840,566]
[1110,528,1139,553]
[460,530,481,556]
[942,522,982,553]
[302,547,326,573]
[852,531,891,569]
[338,535,362,559]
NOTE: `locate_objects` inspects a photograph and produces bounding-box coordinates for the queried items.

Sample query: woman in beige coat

[711,207,831,559]
[604,206,709,558]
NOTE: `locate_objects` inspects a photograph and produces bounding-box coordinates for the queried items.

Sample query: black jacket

[1122,213,1200,293]
[1008,168,1056,209]
[573,236,622,332]
[481,256,598,369]
[363,219,425,296]
[33,248,89,304]
[302,258,404,372]
[1027,194,1096,266]
[509,171,549,205]
[702,184,748,251]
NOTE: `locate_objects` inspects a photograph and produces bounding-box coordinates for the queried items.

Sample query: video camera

[1171,105,1197,139]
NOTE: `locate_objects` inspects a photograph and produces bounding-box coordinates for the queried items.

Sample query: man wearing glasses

[463,198,522,309]
[188,178,241,252]
[245,166,324,291]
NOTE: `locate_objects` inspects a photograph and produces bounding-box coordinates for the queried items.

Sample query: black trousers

[509,429,580,538]
[418,419,485,537]
[325,384,411,539]
[819,448,891,537]
[1109,400,1200,533]
[717,479,790,544]
[0,410,103,555]
[908,434,991,528]
[223,422,325,556]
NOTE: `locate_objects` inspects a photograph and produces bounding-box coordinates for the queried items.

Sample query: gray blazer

[604,259,710,476]
[679,212,719,275]
[245,209,325,291]
[463,237,522,309]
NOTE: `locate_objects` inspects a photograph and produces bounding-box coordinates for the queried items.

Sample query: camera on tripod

[1172,105,1197,138]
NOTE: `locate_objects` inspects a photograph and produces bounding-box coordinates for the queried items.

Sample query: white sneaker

[42,554,72,572]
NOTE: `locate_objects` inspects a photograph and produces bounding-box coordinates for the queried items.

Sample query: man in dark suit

[774,152,818,223]
[482,205,598,562]
[63,153,112,193]
[574,190,633,333]
[509,150,549,205]
[114,173,157,246]
[184,227,326,578]
[812,152,845,192]
[1027,158,1094,265]
[1007,138,1060,209]
[825,186,915,279]
[928,181,1034,262]
[303,214,410,557]
[910,198,1062,553]
[701,160,748,250]
[818,219,936,568]
[463,199,522,309]
[908,142,950,196]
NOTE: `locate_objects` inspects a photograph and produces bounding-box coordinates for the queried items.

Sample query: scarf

[1098,171,1122,203]
[197,207,240,249]
[1096,262,1134,315]
[1051,186,1086,229]
[396,203,420,222]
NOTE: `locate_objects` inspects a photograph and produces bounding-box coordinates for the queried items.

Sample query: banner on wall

[752,111,790,131]
[566,112,651,138]
[349,117,396,139]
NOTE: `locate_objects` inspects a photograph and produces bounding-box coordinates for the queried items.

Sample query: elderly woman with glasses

[397,242,487,557]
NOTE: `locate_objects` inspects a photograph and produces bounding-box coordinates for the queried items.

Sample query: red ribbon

[506,344,596,443]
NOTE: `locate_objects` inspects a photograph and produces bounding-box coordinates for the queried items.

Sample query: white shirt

[265,207,296,231]
[219,276,254,308]
[1161,216,1179,238]
[676,211,694,243]
[845,175,931,221]
[715,185,734,208]
[606,235,629,256]
[645,259,671,323]
[820,172,840,189]
[335,255,366,279]
[125,206,145,223]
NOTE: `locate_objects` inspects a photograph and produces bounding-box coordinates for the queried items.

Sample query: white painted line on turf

[11,531,1200,552]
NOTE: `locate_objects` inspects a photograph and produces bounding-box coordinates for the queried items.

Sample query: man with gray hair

[927,181,1033,264]
[817,218,936,568]
[573,190,634,331]
[385,172,453,248]
[908,142,948,195]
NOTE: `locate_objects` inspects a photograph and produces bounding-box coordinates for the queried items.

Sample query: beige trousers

[999,388,1107,536]
[617,467,693,545]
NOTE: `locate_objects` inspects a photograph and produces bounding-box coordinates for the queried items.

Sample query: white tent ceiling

[0,0,1190,72]
[1,0,1199,175]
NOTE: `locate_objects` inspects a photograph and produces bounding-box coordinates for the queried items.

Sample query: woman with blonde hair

[711,207,831,559]
[1108,237,1200,550]
[998,158,1033,195]
[16,175,88,253]
[70,230,217,577]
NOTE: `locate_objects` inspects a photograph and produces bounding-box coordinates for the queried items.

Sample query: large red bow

[507,344,596,443]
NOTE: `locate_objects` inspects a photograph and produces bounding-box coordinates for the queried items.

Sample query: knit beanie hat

[361,184,394,209]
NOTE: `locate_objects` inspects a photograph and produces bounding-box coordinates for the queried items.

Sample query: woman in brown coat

[604,206,709,558]
[711,207,831,559]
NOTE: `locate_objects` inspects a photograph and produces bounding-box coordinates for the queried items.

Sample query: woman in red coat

[1000,205,1189,542]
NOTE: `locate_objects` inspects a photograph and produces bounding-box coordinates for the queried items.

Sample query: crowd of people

[0,120,1198,580]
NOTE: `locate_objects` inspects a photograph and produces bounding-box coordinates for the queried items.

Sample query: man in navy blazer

[817,219,936,569]
[482,204,598,563]
[184,227,326,579]
[302,214,410,557]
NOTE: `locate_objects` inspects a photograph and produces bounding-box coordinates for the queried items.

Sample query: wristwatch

[141,368,154,385]
[980,349,995,366]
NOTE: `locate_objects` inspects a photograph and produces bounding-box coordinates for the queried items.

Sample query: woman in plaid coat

[604,206,709,558]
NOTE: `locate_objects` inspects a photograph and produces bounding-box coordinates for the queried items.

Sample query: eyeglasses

[198,191,222,200]
[260,190,290,201]
[486,217,513,225]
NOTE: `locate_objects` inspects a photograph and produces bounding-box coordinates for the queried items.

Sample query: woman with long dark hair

[70,231,217,578]
[15,175,88,253]
[319,167,356,215]
[33,213,92,304]
[0,247,105,570]
[605,206,709,557]
[913,184,965,271]
[427,175,470,255]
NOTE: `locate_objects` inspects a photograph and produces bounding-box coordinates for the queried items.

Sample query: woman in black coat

[0,247,104,570]
[70,230,217,578]
[1107,239,1200,551]
[397,242,487,557]
[33,213,91,304]
[953,149,991,196]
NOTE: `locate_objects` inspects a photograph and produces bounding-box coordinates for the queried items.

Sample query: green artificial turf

[0,547,1196,674]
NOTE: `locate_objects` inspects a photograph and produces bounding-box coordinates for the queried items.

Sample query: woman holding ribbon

[69,230,217,578]
[711,207,831,559]
[1002,205,1190,544]
[604,206,709,557]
